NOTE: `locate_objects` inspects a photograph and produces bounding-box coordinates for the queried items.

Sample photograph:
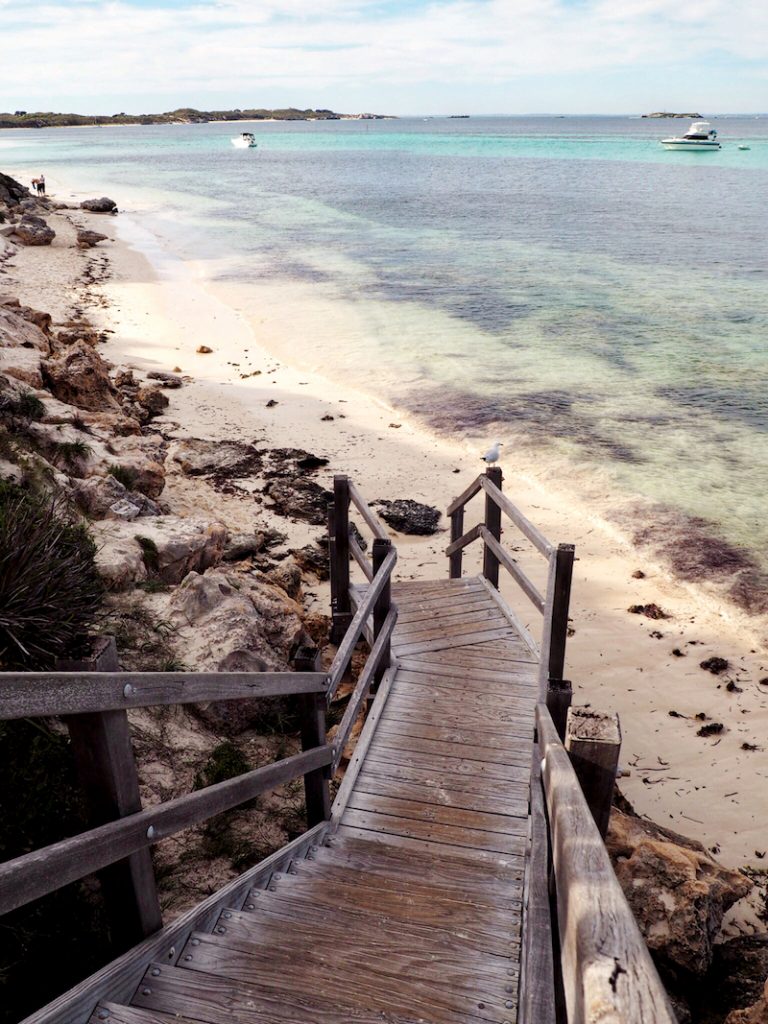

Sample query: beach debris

[697,722,725,737]
[672,648,686,657]
[76,228,108,249]
[389,422,401,428]
[628,602,669,619]
[373,498,441,535]
[700,656,729,675]
[196,345,213,354]
[632,569,646,579]
[147,371,183,389]
[80,197,118,214]
[668,710,687,718]
[321,414,335,421]
[726,680,743,693]
[296,454,329,471]
[292,542,330,581]
[760,678,768,686]
[266,399,278,407]
[264,477,333,525]
[742,742,760,751]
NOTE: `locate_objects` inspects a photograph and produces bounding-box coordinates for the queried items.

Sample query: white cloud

[0,0,766,109]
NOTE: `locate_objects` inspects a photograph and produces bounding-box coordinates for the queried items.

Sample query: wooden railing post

[545,678,572,743]
[372,538,393,686]
[449,505,464,579]
[59,637,162,949]
[295,645,332,826]
[539,542,575,695]
[482,466,503,588]
[565,707,621,839]
[329,475,352,645]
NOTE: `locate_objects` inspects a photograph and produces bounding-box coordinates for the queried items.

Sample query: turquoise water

[3,116,768,607]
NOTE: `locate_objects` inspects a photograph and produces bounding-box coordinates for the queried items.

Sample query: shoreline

[4,171,768,876]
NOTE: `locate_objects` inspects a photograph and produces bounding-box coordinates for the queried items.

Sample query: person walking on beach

[37,174,45,196]
[30,178,39,194]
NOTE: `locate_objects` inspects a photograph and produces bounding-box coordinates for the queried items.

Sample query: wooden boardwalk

[89,577,538,1024]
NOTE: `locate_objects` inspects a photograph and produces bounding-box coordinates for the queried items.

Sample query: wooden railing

[446,467,575,703]
[0,477,397,954]
[522,704,677,1024]
[327,475,398,771]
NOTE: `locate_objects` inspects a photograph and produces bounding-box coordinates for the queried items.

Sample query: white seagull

[481,441,503,465]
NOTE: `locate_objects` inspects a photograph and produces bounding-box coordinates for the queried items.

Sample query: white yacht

[231,132,257,149]
[661,121,720,151]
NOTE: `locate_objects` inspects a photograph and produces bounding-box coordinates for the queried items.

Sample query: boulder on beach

[0,171,29,208]
[80,197,118,213]
[41,340,120,412]
[373,497,441,535]
[13,214,55,246]
[76,228,109,249]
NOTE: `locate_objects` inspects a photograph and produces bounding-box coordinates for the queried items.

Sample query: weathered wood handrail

[331,605,398,770]
[0,669,330,720]
[479,475,554,558]
[0,745,332,918]
[348,479,389,541]
[327,544,397,697]
[479,525,545,613]
[536,704,677,1024]
[348,531,373,581]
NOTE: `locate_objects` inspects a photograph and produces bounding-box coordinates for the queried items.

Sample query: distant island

[642,112,702,119]
[0,107,392,129]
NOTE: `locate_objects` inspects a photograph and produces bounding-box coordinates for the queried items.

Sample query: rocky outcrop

[607,808,752,979]
[0,301,51,348]
[0,171,29,208]
[76,229,109,249]
[73,474,161,520]
[725,978,768,1024]
[373,497,441,535]
[42,341,120,412]
[168,438,262,478]
[91,516,228,589]
[12,214,55,246]
[80,197,118,213]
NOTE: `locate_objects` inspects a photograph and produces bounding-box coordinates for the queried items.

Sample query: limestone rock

[710,935,768,1021]
[42,341,120,412]
[73,474,161,520]
[373,498,440,535]
[292,541,330,581]
[169,568,304,673]
[725,979,768,1024]
[0,304,50,353]
[0,171,29,208]
[146,371,183,389]
[168,438,262,478]
[13,214,55,246]
[0,346,43,387]
[607,808,752,978]
[80,197,118,213]
[264,476,333,525]
[136,385,169,420]
[264,562,303,601]
[92,524,148,590]
[76,229,109,249]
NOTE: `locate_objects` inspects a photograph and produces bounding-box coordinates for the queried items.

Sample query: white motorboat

[231,132,257,149]
[661,121,720,151]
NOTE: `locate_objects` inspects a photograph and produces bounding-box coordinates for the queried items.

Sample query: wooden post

[295,645,332,826]
[371,538,392,686]
[545,678,572,743]
[60,637,162,949]
[482,466,503,589]
[330,475,352,645]
[547,543,575,684]
[449,506,464,579]
[565,707,621,839]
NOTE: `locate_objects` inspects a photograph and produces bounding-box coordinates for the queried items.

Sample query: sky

[0,0,766,116]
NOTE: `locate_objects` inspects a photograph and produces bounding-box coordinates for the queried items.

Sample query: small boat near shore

[231,132,257,149]
[661,121,721,151]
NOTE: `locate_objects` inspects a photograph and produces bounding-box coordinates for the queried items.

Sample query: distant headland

[0,107,393,129]
[642,111,702,119]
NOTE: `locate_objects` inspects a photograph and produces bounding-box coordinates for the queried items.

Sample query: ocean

[2,115,768,610]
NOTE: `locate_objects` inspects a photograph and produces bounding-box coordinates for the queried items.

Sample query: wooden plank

[348,531,373,581]
[348,792,528,836]
[2,746,332,917]
[335,824,525,871]
[445,521,484,558]
[21,824,328,1024]
[328,545,397,696]
[394,668,537,699]
[341,808,526,856]
[90,1006,179,1024]
[320,831,525,889]
[132,963,441,1024]
[396,609,508,642]
[449,504,465,578]
[482,466,503,588]
[565,706,621,839]
[377,711,534,747]
[383,696,535,733]
[390,680,535,714]
[538,704,677,1024]
[348,479,390,540]
[398,656,538,682]
[289,856,523,911]
[181,931,510,1024]
[368,728,533,767]
[0,670,329,720]
[364,745,531,784]
[479,574,541,656]
[354,770,528,819]
[397,597,496,624]
[446,473,484,516]
[479,476,554,558]
[235,888,520,958]
[356,760,530,805]
[394,626,515,657]
[480,526,545,614]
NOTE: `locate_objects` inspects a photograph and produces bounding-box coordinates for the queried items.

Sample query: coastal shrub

[135,534,160,574]
[0,389,45,426]
[0,484,104,668]
[107,463,137,489]
[51,439,93,469]
[195,741,251,789]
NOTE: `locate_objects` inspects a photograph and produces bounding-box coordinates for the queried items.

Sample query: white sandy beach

[5,179,768,890]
